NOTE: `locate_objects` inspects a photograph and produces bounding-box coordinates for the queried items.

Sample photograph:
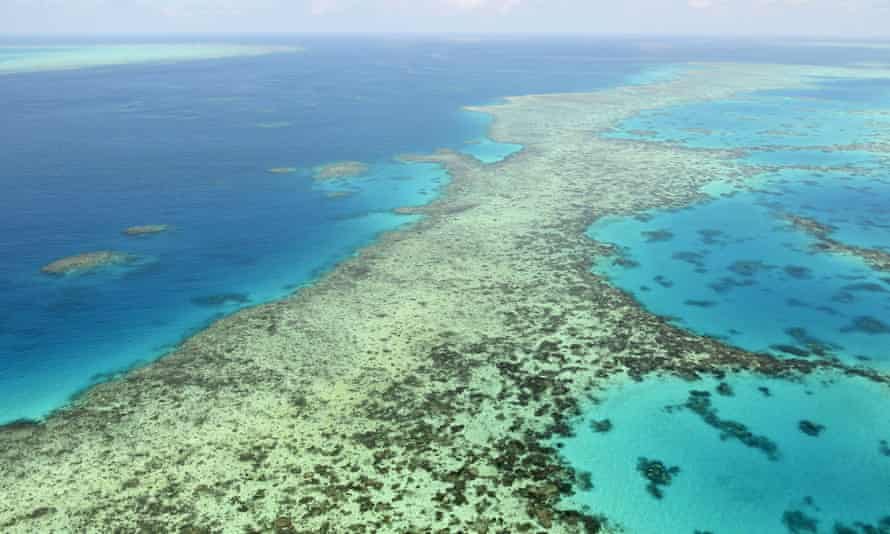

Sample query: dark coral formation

[798,420,825,437]
[698,228,724,245]
[783,327,836,358]
[786,214,890,273]
[709,276,755,294]
[832,516,890,534]
[590,419,613,433]
[654,275,674,288]
[842,283,887,293]
[783,509,819,533]
[784,265,812,279]
[642,229,674,242]
[672,251,707,269]
[636,457,680,500]
[352,339,607,532]
[678,390,780,460]
[841,316,890,335]
[716,382,734,396]
[685,299,717,308]
[576,471,594,491]
[729,260,771,277]
[0,419,39,432]
[4,65,890,533]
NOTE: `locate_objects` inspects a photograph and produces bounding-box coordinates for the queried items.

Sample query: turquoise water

[608,95,877,149]
[566,68,890,532]
[0,159,441,421]
[556,372,890,534]
[590,172,890,366]
[624,64,695,86]
[589,76,890,365]
[744,149,882,168]
[459,112,524,163]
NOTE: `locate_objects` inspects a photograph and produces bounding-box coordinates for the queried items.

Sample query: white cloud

[4,0,890,36]
[444,0,522,13]
[755,0,814,6]
[311,0,338,15]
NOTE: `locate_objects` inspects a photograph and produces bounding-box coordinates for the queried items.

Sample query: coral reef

[313,161,369,181]
[636,457,680,500]
[590,419,613,433]
[716,382,734,396]
[782,509,819,533]
[122,225,168,236]
[798,420,825,437]
[673,390,780,460]
[40,251,131,275]
[786,214,890,273]
[3,62,890,533]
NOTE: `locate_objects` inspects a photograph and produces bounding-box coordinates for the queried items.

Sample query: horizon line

[1,31,890,41]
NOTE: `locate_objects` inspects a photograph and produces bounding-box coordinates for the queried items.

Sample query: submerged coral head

[266,167,299,174]
[123,224,169,236]
[40,251,132,275]
[313,161,369,181]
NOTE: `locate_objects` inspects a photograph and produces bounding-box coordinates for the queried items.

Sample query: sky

[2,0,890,37]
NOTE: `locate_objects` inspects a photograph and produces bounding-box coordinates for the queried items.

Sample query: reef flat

[2,63,889,532]
[0,44,301,75]
[40,251,132,275]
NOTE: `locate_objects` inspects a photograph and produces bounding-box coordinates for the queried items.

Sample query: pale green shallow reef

[0,44,300,74]
[1,63,889,533]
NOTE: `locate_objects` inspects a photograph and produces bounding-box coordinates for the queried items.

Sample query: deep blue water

[0,36,708,424]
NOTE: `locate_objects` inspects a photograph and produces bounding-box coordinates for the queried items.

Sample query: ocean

[1,36,665,424]
[563,52,890,533]
[2,36,890,533]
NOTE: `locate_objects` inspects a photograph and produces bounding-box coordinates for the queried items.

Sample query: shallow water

[557,372,890,534]
[590,76,890,366]
[458,112,524,163]
[572,63,890,534]
[0,44,295,74]
[590,178,890,366]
